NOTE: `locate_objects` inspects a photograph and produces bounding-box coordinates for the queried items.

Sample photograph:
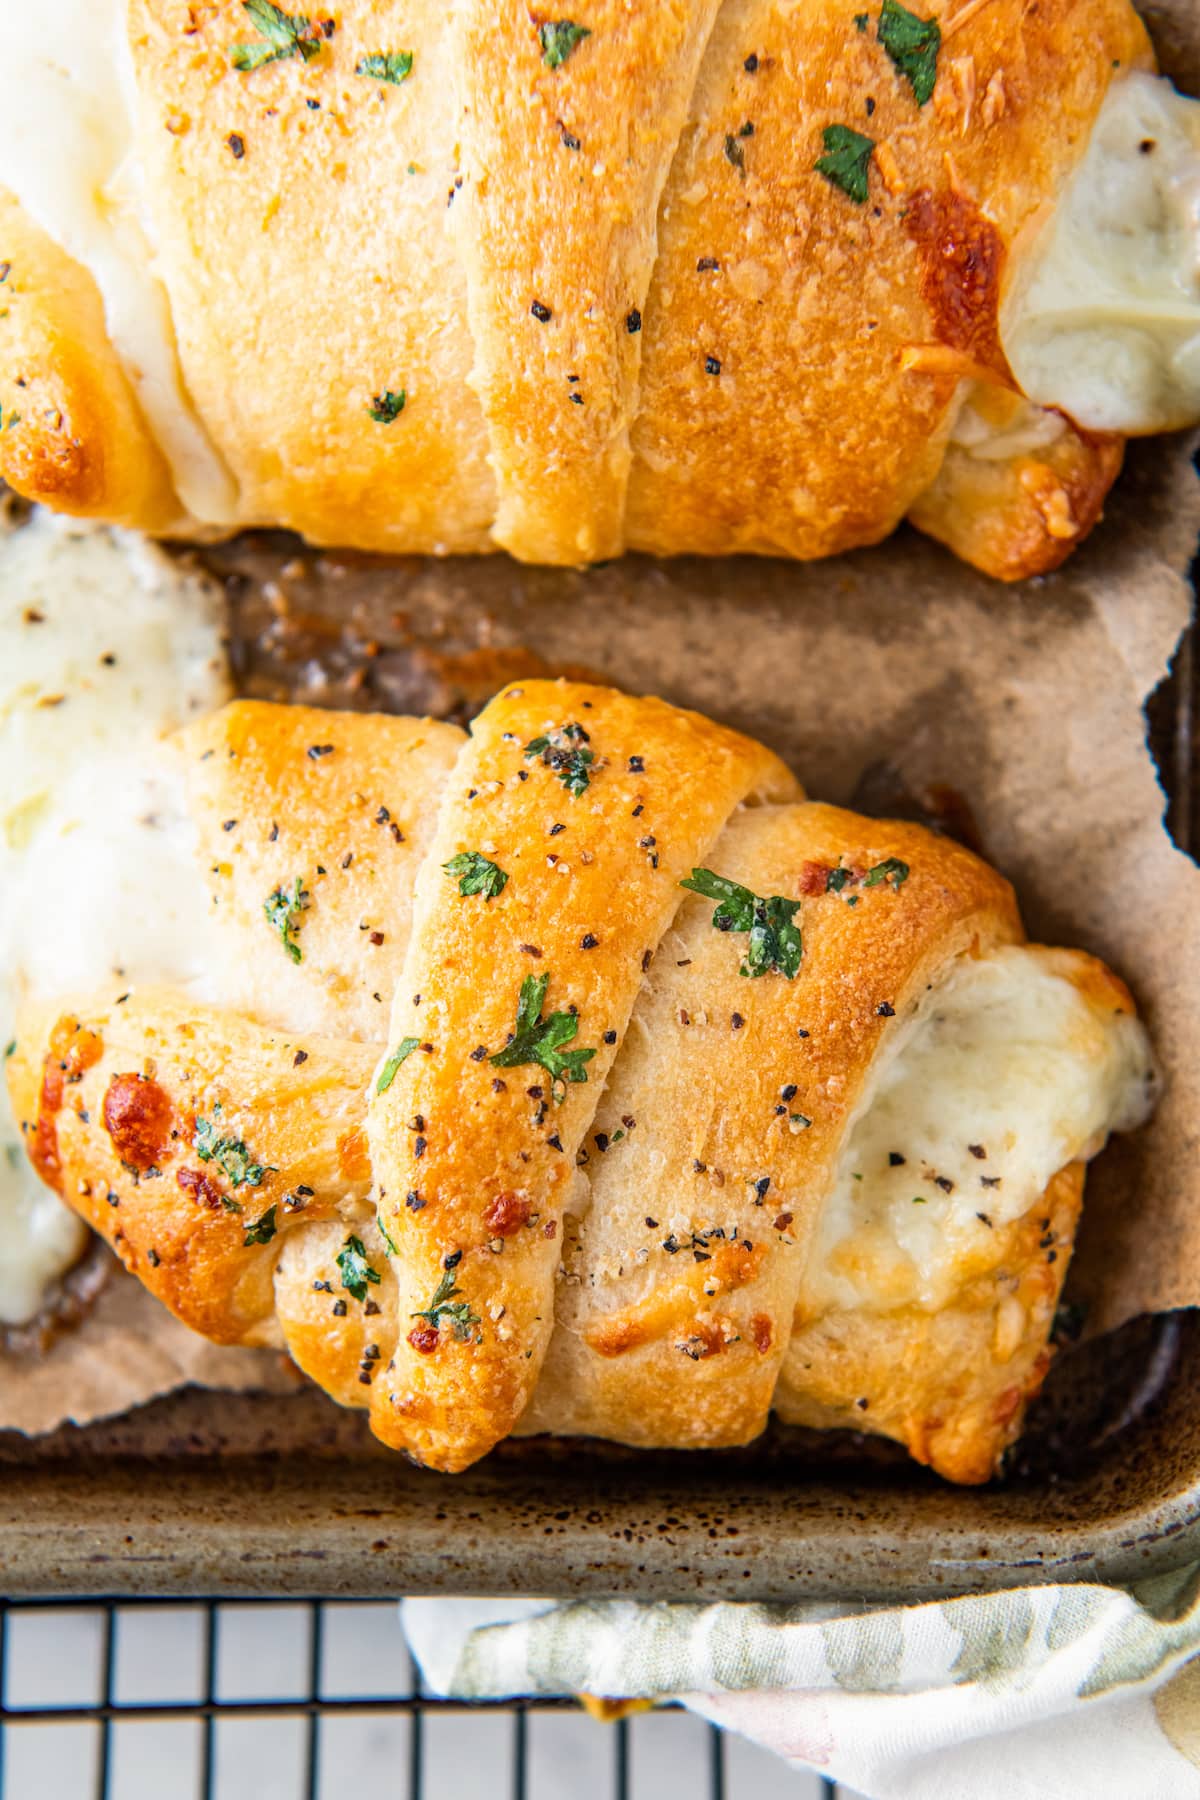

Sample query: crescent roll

[6,683,1156,1480]
[3,0,1192,576]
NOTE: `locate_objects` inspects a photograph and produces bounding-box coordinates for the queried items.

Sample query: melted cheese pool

[801,945,1158,1319]
[1003,72,1200,434]
[0,507,229,1325]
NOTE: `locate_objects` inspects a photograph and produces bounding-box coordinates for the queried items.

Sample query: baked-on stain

[31,1015,104,1191]
[905,188,1010,376]
[102,1073,173,1171]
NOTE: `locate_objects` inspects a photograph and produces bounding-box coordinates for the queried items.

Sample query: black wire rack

[0,1596,845,1800]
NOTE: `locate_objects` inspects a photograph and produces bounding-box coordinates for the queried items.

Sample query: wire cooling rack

[0,1597,844,1799]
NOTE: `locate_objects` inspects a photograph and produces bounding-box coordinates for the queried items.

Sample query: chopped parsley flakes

[814,123,875,204]
[863,857,910,889]
[523,722,594,796]
[681,868,803,979]
[490,972,596,1098]
[539,20,591,68]
[337,1233,381,1302]
[243,1205,278,1246]
[355,49,414,84]
[411,1265,482,1343]
[231,0,324,71]
[443,851,509,901]
[878,0,941,106]
[368,389,407,423]
[376,1037,421,1095]
[194,1104,275,1190]
[826,856,910,897]
[264,878,310,963]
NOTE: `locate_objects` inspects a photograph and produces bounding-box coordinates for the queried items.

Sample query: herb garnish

[376,1037,421,1095]
[539,20,591,67]
[368,389,407,423]
[231,0,324,71]
[814,124,875,203]
[243,1205,278,1246]
[878,0,940,106]
[863,857,909,888]
[443,851,509,901]
[680,869,802,979]
[523,722,595,796]
[825,856,909,896]
[490,973,597,1099]
[355,49,414,85]
[337,1234,381,1302]
[194,1104,275,1190]
[411,1266,482,1342]
[724,133,746,175]
[264,878,310,963]
[378,1215,400,1257]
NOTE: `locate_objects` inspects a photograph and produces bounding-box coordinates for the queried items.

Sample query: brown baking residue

[905,187,1010,378]
[103,1073,173,1172]
[31,1016,104,1192]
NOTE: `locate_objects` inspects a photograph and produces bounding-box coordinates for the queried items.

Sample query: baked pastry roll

[6,683,1156,1480]
[1,2,1195,575]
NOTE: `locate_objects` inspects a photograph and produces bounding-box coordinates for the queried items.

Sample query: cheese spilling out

[0,508,230,1325]
[1004,72,1200,435]
[0,6,238,526]
[801,945,1157,1318]
[948,387,1069,462]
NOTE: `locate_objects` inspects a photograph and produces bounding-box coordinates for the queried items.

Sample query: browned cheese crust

[7,681,1142,1483]
[0,0,1152,575]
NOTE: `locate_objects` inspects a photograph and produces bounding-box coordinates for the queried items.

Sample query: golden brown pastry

[6,682,1156,1480]
[0,0,1172,575]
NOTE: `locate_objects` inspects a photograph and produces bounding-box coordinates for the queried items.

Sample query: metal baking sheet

[0,530,1196,1603]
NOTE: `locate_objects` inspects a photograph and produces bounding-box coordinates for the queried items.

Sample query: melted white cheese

[0,6,238,526]
[801,945,1158,1318]
[1004,72,1200,434]
[0,507,230,1324]
[948,386,1069,461]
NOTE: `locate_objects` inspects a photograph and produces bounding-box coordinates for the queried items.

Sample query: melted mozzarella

[0,7,238,526]
[948,386,1069,462]
[801,945,1158,1318]
[0,508,230,1324]
[1004,72,1200,434]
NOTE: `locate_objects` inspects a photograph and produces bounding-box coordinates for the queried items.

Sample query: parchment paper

[4,2,1200,1439]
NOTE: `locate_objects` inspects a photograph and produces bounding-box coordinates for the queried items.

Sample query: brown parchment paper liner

[0,1265,301,1435]
[4,0,1200,1439]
